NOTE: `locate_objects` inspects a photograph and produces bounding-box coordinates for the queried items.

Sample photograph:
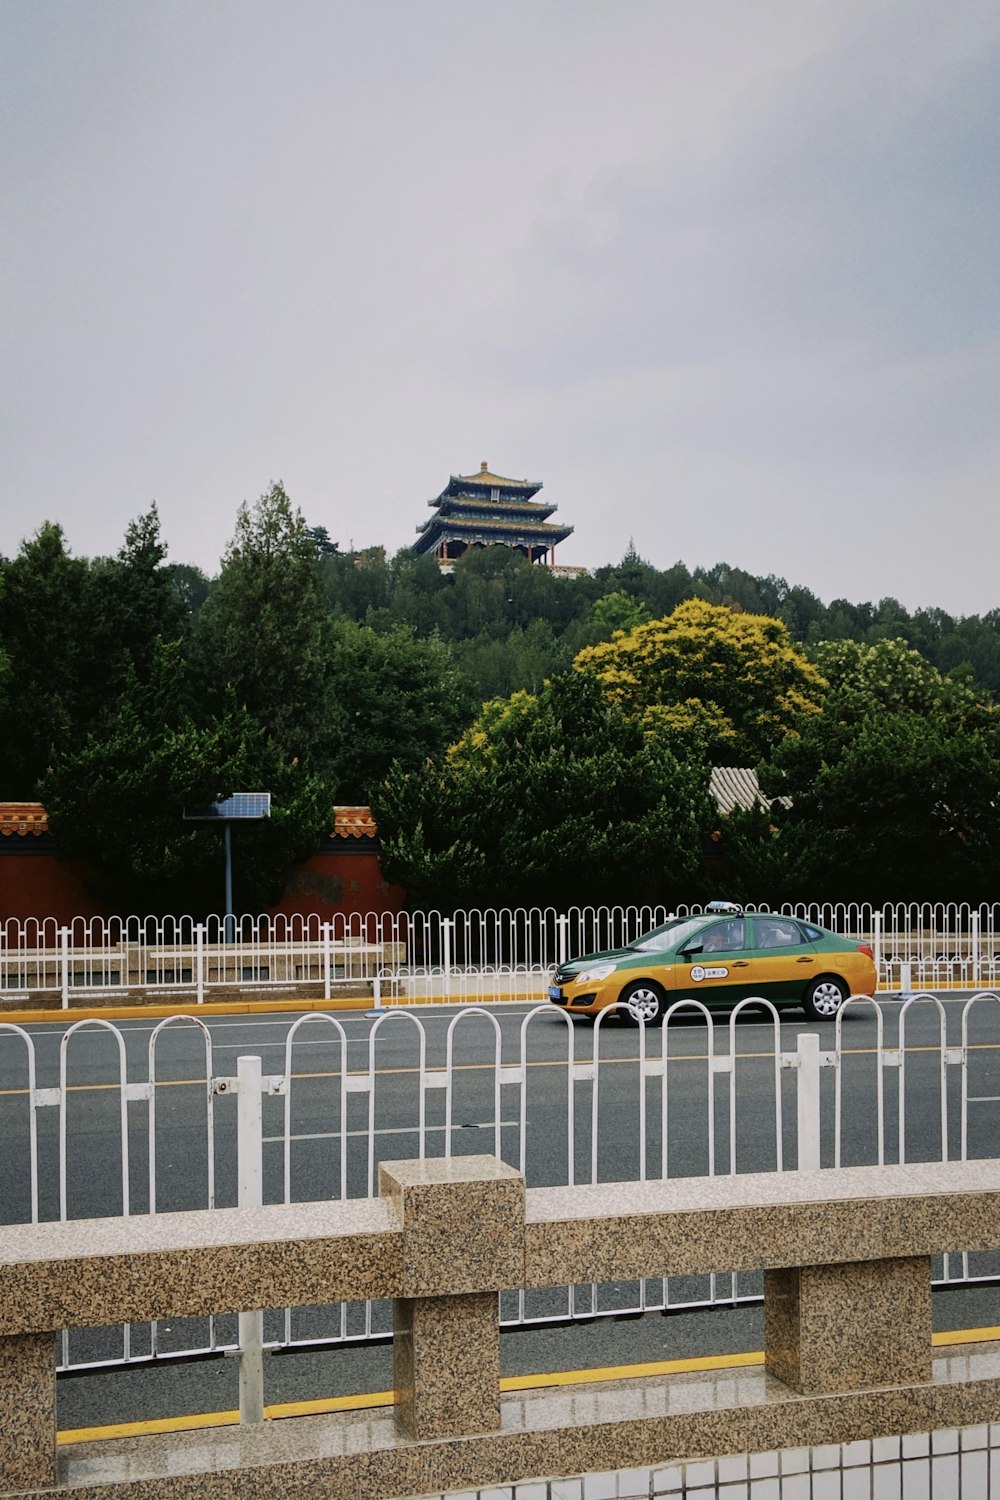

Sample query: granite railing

[4,1157,1000,1497]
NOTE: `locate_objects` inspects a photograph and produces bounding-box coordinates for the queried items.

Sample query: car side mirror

[679,945,702,958]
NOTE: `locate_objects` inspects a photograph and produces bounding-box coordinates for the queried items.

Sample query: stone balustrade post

[0,1331,57,1491]
[764,1254,933,1395]
[378,1154,525,1440]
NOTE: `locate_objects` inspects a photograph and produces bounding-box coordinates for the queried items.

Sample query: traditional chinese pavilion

[414,462,573,568]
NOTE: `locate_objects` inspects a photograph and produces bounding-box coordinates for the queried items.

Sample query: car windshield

[632,916,710,953]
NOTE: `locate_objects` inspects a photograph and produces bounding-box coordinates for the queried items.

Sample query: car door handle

[731,960,750,968]
[796,957,814,964]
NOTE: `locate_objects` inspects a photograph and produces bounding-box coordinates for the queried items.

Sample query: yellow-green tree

[573,598,825,762]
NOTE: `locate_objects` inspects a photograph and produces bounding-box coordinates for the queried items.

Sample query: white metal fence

[1,992,999,1376]
[3,902,1000,1006]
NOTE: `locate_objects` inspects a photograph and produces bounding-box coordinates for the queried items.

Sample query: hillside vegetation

[2,488,997,912]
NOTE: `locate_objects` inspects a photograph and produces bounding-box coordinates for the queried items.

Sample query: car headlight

[573,962,618,984]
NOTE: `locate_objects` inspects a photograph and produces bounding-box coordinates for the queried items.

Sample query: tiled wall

[413,1422,1000,1500]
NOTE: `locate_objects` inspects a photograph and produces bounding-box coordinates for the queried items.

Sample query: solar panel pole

[224,822,234,944]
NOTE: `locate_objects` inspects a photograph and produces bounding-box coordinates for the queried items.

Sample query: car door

[669,917,756,1005]
[747,915,816,1003]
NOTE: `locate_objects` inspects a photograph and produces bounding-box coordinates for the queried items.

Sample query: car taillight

[857,944,875,960]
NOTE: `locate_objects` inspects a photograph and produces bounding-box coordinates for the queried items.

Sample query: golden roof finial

[480,460,489,472]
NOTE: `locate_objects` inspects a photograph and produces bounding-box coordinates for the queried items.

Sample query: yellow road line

[3,1041,999,1101]
[55,1326,1000,1445]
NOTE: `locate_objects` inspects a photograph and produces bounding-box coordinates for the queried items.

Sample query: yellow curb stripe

[55,1328,1000,1445]
[932,1324,1000,1346]
[0,997,373,1026]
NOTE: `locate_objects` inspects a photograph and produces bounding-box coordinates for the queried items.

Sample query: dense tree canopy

[573,598,826,763]
[323,619,474,802]
[737,640,1000,902]
[0,509,185,797]
[192,483,333,767]
[3,487,999,914]
[373,674,714,910]
[41,642,330,914]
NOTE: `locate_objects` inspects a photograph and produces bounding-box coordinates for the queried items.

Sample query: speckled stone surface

[378,1156,525,1297]
[0,1330,56,1491]
[394,1291,501,1439]
[764,1256,932,1394]
[5,1155,1000,1497]
[0,1198,401,1334]
[25,1341,1000,1498]
[523,1159,1000,1288]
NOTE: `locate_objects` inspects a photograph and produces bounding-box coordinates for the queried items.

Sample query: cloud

[1,1,997,616]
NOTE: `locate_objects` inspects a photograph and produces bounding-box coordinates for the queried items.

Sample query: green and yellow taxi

[547,904,877,1024]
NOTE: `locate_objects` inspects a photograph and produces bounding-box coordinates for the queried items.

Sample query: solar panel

[183,792,271,821]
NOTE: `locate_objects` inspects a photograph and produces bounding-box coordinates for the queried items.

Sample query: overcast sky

[3,1,998,615]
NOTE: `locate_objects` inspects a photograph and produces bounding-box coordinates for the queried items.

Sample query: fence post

[195,924,205,1006]
[796,1032,822,1172]
[236,1055,265,1423]
[59,926,70,1009]
[322,922,332,1002]
[872,910,882,985]
[972,911,981,987]
[556,914,568,967]
[442,917,453,999]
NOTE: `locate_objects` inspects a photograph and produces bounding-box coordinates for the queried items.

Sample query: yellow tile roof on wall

[332,806,378,839]
[0,803,378,841]
[0,803,49,837]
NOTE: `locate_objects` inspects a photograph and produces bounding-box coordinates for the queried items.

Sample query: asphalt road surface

[2,994,999,1430]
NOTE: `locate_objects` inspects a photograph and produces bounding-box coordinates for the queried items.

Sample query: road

[2,993,999,1430]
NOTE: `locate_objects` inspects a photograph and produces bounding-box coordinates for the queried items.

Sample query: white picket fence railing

[1,991,999,1377]
[3,902,1000,1006]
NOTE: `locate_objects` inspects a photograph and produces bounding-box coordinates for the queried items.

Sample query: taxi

[546,903,877,1024]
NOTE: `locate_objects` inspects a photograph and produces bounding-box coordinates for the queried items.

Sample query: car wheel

[620,980,667,1027]
[802,974,848,1021]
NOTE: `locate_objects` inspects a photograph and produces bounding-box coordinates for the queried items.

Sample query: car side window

[754,918,805,950]
[698,918,746,954]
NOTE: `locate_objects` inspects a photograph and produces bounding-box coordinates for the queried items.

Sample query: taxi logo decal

[690,965,729,981]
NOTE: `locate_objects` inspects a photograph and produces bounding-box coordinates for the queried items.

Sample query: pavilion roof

[427,494,557,517]
[416,515,573,540]
[438,463,543,501]
[455,466,541,489]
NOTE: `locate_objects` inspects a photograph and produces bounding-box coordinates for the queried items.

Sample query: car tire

[619,980,667,1027]
[802,974,848,1021]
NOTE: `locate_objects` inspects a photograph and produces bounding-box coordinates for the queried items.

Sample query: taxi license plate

[548,986,563,1001]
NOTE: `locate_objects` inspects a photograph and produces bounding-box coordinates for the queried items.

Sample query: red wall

[0,841,404,922]
[0,846,112,923]
[269,847,406,919]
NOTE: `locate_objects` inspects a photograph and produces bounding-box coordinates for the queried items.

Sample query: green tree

[373,673,713,910]
[42,641,331,915]
[589,589,653,641]
[0,509,188,797]
[0,523,102,795]
[166,562,212,618]
[324,619,474,802]
[193,482,333,768]
[746,639,1000,902]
